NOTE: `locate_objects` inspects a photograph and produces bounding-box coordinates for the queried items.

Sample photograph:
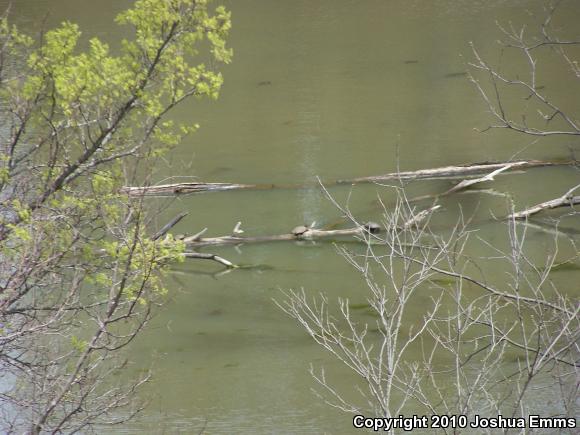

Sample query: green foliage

[0,4,231,424]
[1,0,231,270]
[0,3,231,429]
[70,335,88,353]
[3,0,231,170]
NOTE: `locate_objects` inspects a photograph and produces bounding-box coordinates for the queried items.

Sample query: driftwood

[144,162,579,271]
[121,159,575,196]
[182,224,380,248]
[175,223,383,268]
[337,159,572,184]
[121,181,257,196]
[509,184,580,220]
[180,205,439,250]
[164,204,440,268]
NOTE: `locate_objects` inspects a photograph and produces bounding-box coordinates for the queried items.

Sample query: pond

[3,0,579,433]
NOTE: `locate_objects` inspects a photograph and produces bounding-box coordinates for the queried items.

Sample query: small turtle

[363,221,381,234]
[291,225,309,237]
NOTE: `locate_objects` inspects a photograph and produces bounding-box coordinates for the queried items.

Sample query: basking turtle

[363,221,381,234]
[291,225,309,237]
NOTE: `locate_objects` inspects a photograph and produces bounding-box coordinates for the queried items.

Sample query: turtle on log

[363,221,381,234]
[291,225,310,237]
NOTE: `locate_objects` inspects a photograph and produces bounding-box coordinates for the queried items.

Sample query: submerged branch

[182,252,237,268]
[509,184,580,220]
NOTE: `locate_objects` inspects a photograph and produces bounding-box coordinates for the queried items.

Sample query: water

[2,0,579,433]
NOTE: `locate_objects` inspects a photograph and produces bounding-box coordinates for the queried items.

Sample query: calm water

[3,1,579,433]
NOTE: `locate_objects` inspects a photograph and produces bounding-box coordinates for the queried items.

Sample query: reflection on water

[3,0,580,433]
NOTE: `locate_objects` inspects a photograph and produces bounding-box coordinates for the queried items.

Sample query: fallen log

[121,160,576,196]
[171,206,440,267]
[182,222,382,248]
[181,207,440,249]
[508,184,580,220]
[120,181,258,196]
[337,159,573,184]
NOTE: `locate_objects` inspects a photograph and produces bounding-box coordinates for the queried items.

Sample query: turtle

[291,225,309,237]
[363,221,381,234]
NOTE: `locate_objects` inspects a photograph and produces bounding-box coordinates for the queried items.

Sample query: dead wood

[153,212,188,240]
[121,160,575,197]
[508,184,580,220]
[403,205,441,229]
[406,162,526,203]
[440,162,520,195]
[120,181,258,196]
[338,159,573,184]
[182,252,237,268]
[180,208,440,250]
[174,205,438,268]
[182,224,380,248]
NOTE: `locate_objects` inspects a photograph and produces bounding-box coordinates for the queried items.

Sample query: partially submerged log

[181,208,439,250]
[121,181,257,196]
[177,210,441,268]
[121,159,576,196]
[338,159,573,184]
[183,222,382,248]
[508,184,580,220]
